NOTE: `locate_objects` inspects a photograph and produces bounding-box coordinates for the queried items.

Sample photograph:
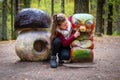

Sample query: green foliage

[112,31,120,36]
[31,0,74,17]
[31,0,51,15]
[108,0,114,4]
[65,0,74,17]
[22,0,31,8]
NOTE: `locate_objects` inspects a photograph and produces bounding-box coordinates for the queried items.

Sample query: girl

[50,13,80,68]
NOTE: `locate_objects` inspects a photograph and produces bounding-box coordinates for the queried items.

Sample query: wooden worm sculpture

[69,14,94,62]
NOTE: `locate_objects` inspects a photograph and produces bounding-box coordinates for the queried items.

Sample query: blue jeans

[51,37,70,60]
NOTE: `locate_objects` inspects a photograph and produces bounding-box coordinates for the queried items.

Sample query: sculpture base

[15,30,50,61]
[70,47,94,62]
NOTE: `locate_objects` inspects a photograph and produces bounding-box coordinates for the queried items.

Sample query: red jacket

[57,32,75,47]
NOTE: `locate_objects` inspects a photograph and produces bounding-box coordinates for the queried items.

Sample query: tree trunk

[74,0,89,13]
[107,3,113,35]
[89,0,96,14]
[14,0,19,16]
[38,0,41,7]
[51,0,54,16]
[0,1,2,40]
[11,0,14,39]
[104,0,108,35]
[115,1,120,35]
[15,0,22,14]
[61,0,64,13]
[95,0,104,36]
[2,0,7,40]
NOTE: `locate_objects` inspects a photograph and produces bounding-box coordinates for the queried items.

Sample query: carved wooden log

[69,13,94,62]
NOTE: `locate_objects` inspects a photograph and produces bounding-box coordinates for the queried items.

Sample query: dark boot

[59,59,64,66]
[58,54,64,65]
[50,56,57,68]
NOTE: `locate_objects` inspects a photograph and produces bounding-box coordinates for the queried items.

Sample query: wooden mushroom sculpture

[14,8,51,61]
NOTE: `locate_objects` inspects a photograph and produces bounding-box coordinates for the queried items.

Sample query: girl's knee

[53,37,61,45]
[62,53,70,60]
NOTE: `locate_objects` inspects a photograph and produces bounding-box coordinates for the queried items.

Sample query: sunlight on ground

[0,40,16,44]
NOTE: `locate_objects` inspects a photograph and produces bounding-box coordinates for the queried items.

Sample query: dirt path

[0,36,120,80]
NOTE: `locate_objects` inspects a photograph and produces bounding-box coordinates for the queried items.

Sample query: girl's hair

[50,13,66,47]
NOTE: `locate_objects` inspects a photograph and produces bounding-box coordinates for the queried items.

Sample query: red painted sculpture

[68,13,94,62]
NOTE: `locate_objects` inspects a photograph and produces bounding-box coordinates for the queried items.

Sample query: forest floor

[0,36,120,80]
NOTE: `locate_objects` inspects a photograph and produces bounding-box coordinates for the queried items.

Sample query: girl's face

[59,20,68,30]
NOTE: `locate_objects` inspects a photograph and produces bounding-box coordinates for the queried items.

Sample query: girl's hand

[74,29,80,38]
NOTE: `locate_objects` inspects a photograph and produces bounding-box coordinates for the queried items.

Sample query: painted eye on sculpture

[72,18,79,25]
[86,20,93,27]
[74,21,79,25]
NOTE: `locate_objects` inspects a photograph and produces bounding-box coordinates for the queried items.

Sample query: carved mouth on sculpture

[79,26,86,32]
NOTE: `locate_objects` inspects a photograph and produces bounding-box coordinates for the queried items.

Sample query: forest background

[0,0,120,40]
